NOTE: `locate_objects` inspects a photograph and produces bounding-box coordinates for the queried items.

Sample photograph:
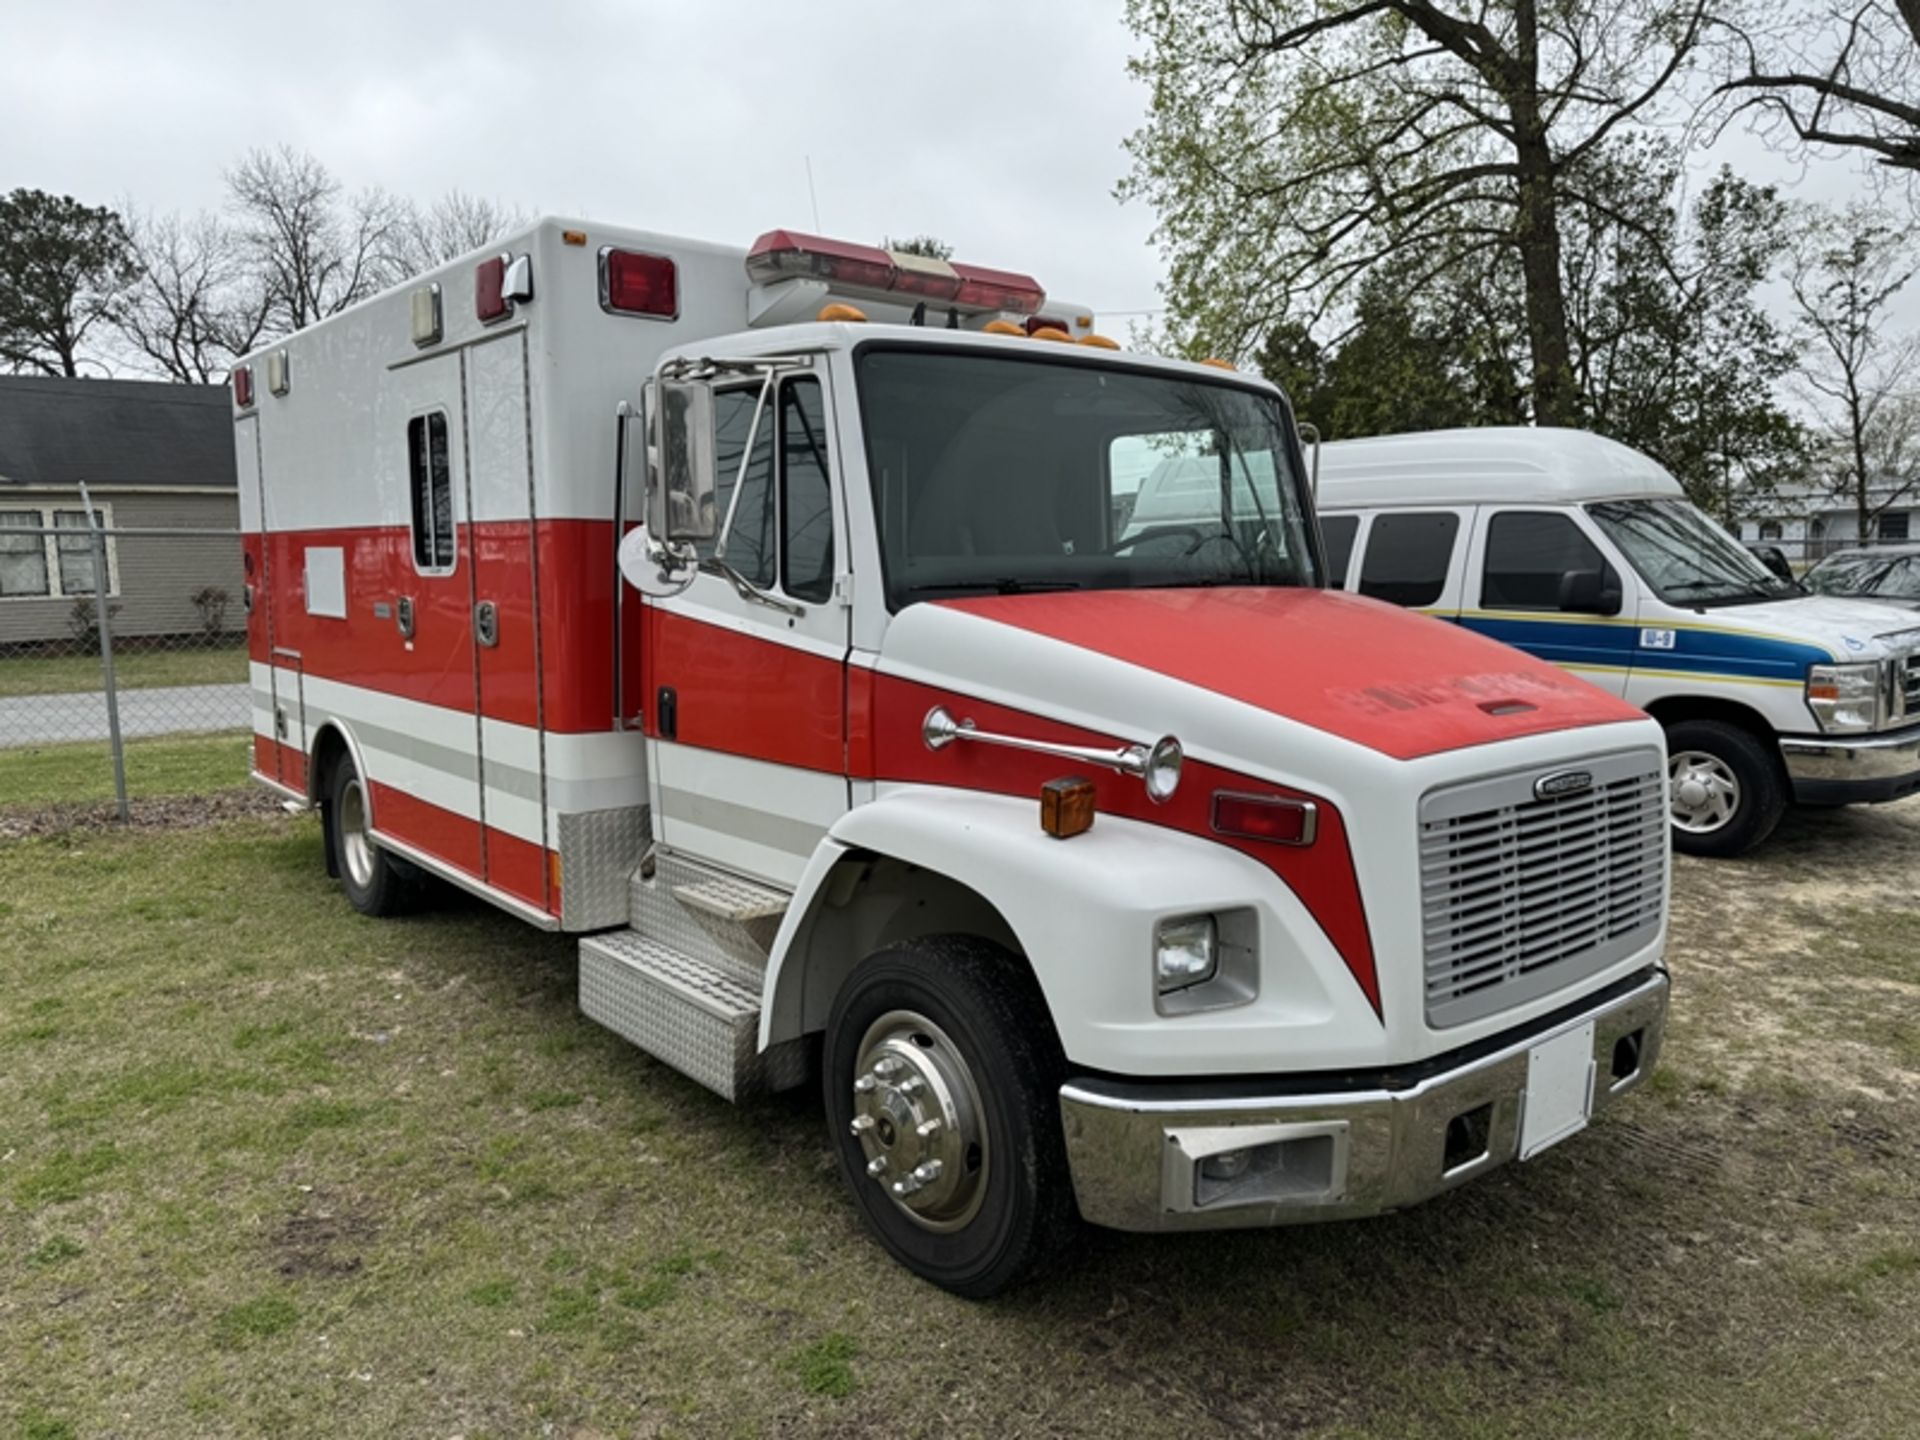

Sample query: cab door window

[703,376,834,604]
[780,378,835,603]
[703,384,777,588]
[1481,510,1615,610]
[1357,511,1459,606]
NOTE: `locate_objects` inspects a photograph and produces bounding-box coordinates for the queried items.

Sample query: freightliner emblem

[1534,769,1594,800]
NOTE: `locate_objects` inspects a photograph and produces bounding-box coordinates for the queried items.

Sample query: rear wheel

[326,755,418,916]
[823,936,1077,1298]
[1664,718,1786,859]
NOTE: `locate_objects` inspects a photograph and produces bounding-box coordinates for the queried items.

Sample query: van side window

[1358,512,1458,607]
[1482,511,1612,610]
[706,384,777,588]
[1320,514,1359,590]
[408,412,455,572]
[781,378,835,604]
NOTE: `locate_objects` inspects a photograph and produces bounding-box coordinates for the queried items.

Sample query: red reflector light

[601,248,678,318]
[231,365,254,408]
[475,255,509,322]
[1212,792,1318,846]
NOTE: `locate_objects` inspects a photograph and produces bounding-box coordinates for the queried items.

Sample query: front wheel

[1664,718,1787,859]
[822,936,1077,1298]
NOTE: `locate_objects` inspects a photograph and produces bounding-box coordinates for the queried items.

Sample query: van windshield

[1588,498,1801,607]
[854,346,1320,607]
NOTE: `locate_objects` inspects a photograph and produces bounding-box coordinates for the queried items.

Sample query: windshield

[1587,498,1800,607]
[854,346,1320,607]
[1808,552,1920,601]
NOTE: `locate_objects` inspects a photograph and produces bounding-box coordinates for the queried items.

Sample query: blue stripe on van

[1455,615,1830,683]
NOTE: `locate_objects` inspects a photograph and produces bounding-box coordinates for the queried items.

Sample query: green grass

[2,806,1918,1437]
[0,731,250,809]
[0,642,247,698]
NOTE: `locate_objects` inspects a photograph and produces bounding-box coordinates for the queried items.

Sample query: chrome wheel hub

[339,776,375,887]
[850,1010,988,1232]
[1668,750,1740,834]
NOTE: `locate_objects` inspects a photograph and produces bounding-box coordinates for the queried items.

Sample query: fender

[758,784,1385,1078]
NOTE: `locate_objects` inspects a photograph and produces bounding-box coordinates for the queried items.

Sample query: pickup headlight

[1806,661,1885,733]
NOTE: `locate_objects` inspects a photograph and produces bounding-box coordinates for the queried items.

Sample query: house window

[0,505,116,600]
[1758,520,1783,542]
[1880,512,1910,543]
[407,412,455,572]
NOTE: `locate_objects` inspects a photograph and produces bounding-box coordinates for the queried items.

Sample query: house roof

[0,376,235,490]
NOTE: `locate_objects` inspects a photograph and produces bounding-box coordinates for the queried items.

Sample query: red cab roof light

[601,248,678,318]
[745,229,1045,316]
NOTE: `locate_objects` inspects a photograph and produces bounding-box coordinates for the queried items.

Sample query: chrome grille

[1419,750,1666,1029]
[1902,651,1920,721]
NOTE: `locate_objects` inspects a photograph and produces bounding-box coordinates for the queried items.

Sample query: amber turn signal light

[1040,776,1097,839]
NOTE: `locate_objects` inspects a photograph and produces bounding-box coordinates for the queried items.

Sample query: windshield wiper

[899,578,1085,597]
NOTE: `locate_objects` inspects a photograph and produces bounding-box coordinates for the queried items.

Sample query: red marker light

[475,256,509,322]
[1212,792,1318,846]
[601,248,678,318]
[231,365,254,408]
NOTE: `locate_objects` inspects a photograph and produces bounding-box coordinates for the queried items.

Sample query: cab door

[643,372,849,887]
[1459,507,1632,696]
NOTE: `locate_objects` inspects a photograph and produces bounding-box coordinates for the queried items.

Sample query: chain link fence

[0,511,249,819]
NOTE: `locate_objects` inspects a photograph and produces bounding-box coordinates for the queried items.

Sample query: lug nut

[912,1160,943,1183]
[866,1156,888,1177]
[850,1115,875,1136]
[899,1077,926,1097]
[874,1056,905,1078]
[852,1074,877,1094]
[915,1118,942,1139]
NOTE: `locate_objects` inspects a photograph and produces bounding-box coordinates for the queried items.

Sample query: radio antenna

[804,155,822,231]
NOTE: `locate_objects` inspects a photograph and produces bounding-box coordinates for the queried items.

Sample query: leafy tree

[1715,1,1920,176]
[0,189,137,376]
[1787,204,1920,537]
[882,235,955,260]
[1122,0,1714,425]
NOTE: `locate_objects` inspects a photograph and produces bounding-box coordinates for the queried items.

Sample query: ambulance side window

[1357,511,1458,607]
[704,384,777,588]
[781,378,835,604]
[1320,513,1359,590]
[408,411,455,572]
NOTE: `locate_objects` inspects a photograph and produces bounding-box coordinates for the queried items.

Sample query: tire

[1664,717,1787,859]
[326,754,418,916]
[822,936,1078,1298]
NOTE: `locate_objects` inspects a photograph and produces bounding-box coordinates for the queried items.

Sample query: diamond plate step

[578,930,808,1101]
[628,856,792,984]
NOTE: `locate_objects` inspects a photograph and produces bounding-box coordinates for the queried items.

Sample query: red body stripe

[940,588,1644,759]
[870,674,1381,1014]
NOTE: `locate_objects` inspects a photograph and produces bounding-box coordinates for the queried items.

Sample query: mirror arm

[700,556,804,617]
[712,370,776,564]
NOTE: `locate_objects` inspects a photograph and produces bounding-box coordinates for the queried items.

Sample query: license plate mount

[1519,1020,1597,1160]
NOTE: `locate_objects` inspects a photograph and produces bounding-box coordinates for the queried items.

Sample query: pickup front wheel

[822,936,1076,1298]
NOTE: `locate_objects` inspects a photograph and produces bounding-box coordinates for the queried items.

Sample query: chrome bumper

[1058,970,1669,1232]
[1780,723,1920,804]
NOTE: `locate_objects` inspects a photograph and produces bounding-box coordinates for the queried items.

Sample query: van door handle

[474,600,499,647]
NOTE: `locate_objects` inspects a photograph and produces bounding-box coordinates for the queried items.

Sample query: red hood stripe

[940,588,1644,758]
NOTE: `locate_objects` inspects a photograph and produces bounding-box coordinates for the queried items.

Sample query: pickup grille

[1419,751,1666,1029]
[1903,651,1920,721]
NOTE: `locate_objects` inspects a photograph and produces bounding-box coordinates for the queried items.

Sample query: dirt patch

[272,1198,377,1280]
[0,788,287,841]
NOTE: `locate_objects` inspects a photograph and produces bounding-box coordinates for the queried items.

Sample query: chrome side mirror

[651,378,717,545]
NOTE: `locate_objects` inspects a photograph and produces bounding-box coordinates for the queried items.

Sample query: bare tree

[1788,204,1920,539]
[116,209,271,383]
[1716,1,1920,175]
[227,146,406,336]
[1122,0,1715,426]
[392,190,530,276]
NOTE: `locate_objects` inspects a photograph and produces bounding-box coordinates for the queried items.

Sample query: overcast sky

[2,0,1907,338]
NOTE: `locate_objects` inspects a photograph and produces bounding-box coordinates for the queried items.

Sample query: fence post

[79,482,130,823]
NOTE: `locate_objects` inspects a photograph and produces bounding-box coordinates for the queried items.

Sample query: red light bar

[231,365,254,408]
[602,248,678,318]
[1212,792,1318,846]
[746,229,1044,316]
[475,255,509,323]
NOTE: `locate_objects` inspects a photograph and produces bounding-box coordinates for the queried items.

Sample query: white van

[1306,428,1920,856]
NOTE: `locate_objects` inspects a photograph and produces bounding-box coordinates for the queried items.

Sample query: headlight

[1807,661,1884,733]
[1155,914,1217,992]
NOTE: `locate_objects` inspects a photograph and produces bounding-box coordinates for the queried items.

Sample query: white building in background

[1737,477,1916,557]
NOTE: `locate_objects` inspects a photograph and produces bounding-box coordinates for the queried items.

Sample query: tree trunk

[1514,143,1577,428]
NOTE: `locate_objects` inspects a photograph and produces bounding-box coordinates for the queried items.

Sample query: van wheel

[823,936,1077,1298]
[326,757,418,916]
[1664,718,1786,858]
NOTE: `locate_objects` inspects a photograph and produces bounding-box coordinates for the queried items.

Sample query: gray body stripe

[657,786,823,858]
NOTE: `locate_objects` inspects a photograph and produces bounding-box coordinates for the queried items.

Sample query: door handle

[475,600,499,647]
[396,595,415,639]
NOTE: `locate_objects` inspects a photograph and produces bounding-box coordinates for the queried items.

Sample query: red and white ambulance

[236,219,1671,1295]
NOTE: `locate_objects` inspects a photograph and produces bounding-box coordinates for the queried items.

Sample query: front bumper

[1059,968,1669,1232]
[1780,722,1920,805]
